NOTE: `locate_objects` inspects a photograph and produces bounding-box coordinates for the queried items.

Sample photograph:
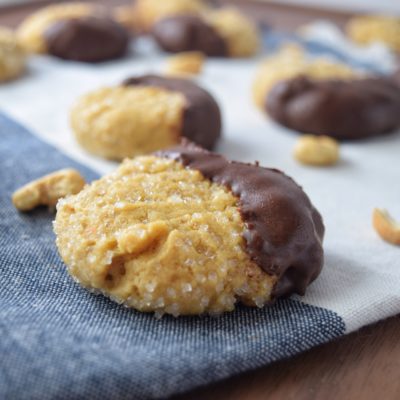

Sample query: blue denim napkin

[0,113,345,399]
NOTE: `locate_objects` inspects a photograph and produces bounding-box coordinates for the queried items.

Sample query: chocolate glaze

[44,16,129,62]
[123,75,221,150]
[156,140,325,298]
[152,15,227,56]
[266,76,400,140]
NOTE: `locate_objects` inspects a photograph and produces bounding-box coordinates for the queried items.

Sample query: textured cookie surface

[70,85,186,160]
[347,15,400,52]
[54,156,276,316]
[0,27,26,82]
[71,75,221,160]
[152,7,259,57]
[266,75,400,140]
[158,142,324,298]
[54,144,325,316]
[44,16,129,62]
[134,0,207,32]
[252,45,356,108]
[124,74,221,150]
[17,2,96,53]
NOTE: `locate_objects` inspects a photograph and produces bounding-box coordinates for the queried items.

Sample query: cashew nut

[12,168,85,211]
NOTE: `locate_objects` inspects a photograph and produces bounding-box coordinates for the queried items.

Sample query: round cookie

[152,7,260,57]
[44,17,129,62]
[152,15,227,57]
[0,27,26,82]
[70,74,221,160]
[134,0,207,32]
[54,141,324,316]
[17,3,97,54]
[252,45,356,108]
[266,75,400,140]
[16,3,129,62]
[347,15,400,52]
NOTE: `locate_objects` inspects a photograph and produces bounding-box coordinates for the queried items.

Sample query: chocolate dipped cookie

[266,75,400,140]
[70,75,221,159]
[153,8,260,57]
[134,0,207,32]
[17,3,129,62]
[254,45,400,139]
[54,141,324,316]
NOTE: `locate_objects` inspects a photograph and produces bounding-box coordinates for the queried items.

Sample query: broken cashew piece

[373,208,400,246]
[294,135,339,166]
[164,51,204,77]
[12,168,85,211]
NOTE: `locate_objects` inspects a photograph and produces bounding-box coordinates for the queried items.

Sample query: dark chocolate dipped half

[44,16,130,62]
[156,140,325,298]
[123,74,222,150]
[266,75,400,140]
[152,15,227,56]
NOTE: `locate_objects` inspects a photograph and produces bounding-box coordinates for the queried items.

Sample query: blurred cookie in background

[347,15,400,52]
[253,44,400,140]
[134,0,208,32]
[0,27,26,82]
[266,75,400,140]
[252,45,356,108]
[16,3,130,62]
[70,74,222,160]
[153,7,260,58]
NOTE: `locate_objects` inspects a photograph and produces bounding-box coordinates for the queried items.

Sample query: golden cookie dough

[206,7,260,58]
[70,85,186,160]
[16,2,99,54]
[347,15,400,52]
[134,0,207,32]
[0,27,26,82]
[252,45,356,108]
[54,156,275,316]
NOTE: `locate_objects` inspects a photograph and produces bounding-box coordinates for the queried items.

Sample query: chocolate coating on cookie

[157,140,325,298]
[44,16,129,62]
[266,75,400,140]
[123,74,221,149]
[152,15,227,56]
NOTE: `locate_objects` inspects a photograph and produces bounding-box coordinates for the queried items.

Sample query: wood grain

[1,2,399,399]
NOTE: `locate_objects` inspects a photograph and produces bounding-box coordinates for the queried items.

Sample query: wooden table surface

[1,1,399,399]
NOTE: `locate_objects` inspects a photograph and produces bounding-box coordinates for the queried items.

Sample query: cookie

[153,15,227,57]
[134,0,207,32]
[252,45,356,108]
[70,75,221,160]
[44,16,129,62]
[347,15,400,52]
[0,27,26,82]
[16,3,129,62]
[266,75,400,140]
[153,7,259,57]
[54,141,324,316]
